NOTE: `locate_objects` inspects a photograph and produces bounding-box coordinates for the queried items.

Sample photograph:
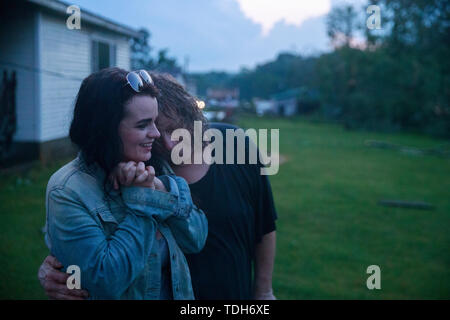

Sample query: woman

[44,67,208,299]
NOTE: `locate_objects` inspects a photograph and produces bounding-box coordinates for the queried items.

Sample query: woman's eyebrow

[136,118,153,125]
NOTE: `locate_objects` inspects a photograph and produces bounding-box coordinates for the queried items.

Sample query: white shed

[0,0,139,165]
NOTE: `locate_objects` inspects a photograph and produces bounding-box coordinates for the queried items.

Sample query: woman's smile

[140,142,153,149]
[119,95,160,162]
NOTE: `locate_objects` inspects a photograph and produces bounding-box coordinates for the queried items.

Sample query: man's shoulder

[209,122,263,169]
[208,122,239,134]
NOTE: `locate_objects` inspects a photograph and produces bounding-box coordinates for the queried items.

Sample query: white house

[0,0,139,165]
[271,88,301,117]
[253,99,275,116]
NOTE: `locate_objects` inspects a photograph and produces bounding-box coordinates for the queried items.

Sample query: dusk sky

[72,0,366,72]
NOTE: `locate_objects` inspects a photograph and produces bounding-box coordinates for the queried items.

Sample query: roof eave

[27,0,141,38]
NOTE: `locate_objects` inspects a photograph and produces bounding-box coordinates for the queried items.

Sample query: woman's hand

[134,166,167,192]
[111,161,136,189]
[132,162,156,189]
[111,162,162,190]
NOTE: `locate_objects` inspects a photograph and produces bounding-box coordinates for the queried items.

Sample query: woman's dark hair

[69,67,159,186]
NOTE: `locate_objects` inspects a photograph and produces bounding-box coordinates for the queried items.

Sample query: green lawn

[1,115,449,299]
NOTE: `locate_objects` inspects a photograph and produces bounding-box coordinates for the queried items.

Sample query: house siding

[39,11,131,142]
[0,5,38,142]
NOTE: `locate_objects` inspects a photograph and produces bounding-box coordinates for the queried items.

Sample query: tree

[154,49,181,75]
[326,4,360,48]
[130,28,182,74]
[318,0,450,136]
[130,28,153,70]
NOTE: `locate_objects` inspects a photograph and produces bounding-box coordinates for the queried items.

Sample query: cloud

[235,0,331,35]
[71,0,333,71]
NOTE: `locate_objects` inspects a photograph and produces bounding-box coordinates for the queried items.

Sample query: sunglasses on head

[125,70,154,92]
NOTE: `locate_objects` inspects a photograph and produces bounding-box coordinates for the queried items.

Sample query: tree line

[189,0,450,138]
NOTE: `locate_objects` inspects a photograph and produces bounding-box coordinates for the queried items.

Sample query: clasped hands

[111,161,166,192]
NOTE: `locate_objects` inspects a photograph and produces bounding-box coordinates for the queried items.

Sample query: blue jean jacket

[44,155,208,299]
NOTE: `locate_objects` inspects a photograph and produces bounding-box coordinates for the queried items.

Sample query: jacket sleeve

[161,175,208,254]
[121,175,208,254]
[120,175,193,221]
[47,186,158,299]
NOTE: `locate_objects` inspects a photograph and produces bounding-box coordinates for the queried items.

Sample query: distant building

[206,88,240,108]
[0,0,140,166]
[253,99,275,116]
[271,88,302,116]
[270,87,319,116]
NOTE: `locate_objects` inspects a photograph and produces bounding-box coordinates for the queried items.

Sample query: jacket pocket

[96,208,118,238]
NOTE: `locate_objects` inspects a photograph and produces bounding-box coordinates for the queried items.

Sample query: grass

[237,115,450,299]
[1,115,449,299]
[0,160,69,299]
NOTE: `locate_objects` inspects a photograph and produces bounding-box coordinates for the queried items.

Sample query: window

[91,40,116,72]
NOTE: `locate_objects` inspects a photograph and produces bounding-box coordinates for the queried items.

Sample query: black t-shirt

[185,123,278,300]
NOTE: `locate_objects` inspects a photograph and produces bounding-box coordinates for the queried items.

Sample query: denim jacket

[44,154,208,299]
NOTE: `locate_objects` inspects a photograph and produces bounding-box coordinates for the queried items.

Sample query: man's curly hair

[150,72,207,136]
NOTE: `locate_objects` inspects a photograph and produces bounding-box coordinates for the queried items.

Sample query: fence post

[0,70,17,163]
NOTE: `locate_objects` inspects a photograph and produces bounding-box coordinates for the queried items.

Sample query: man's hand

[38,255,89,300]
[253,288,276,300]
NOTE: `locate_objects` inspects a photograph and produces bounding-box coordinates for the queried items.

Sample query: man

[38,73,277,300]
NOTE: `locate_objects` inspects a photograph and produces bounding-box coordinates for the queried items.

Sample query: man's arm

[253,231,276,300]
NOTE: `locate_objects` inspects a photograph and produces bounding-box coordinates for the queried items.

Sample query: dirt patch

[279,154,288,165]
